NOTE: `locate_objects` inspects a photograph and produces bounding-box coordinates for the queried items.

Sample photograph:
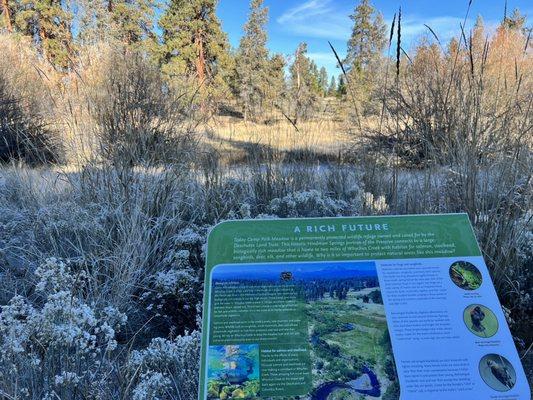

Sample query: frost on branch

[268,190,352,218]
[128,331,201,399]
[0,258,127,398]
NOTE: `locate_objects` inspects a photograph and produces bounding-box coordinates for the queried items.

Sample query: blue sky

[217,0,531,77]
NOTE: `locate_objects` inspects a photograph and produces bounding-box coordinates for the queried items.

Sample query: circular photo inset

[479,354,516,392]
[449,261,482,290]
[463,304,498,338]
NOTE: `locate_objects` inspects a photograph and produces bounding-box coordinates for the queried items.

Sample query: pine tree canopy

[318,66,329,93]
[110,0,156,46]
[8,0,74,69]
[160,0,231,89]
[345,0,386,73]
[328,75,337,96]
[235,0,270,120]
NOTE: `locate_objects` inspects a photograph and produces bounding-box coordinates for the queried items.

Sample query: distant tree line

[302,276,380,302]
[0,0,389,121]
[0,0,529,125]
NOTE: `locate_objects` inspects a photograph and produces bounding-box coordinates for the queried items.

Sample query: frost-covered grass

[0,159,531,398]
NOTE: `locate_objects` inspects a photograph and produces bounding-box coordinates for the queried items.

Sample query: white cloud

[276,0,352,40]
[277,1,501,47]
[277,0,334,23]
[277,1,503,76]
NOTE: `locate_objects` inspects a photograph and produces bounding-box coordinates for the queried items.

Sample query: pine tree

[11,0,74,69]
[235,0,269,121]
[289,43,319,125]
[1,0,13,32]
[77,0,110,44]
[336,75,347,97]
[318,66,328,95]
[76,0,156,48]
[264,53,286,113]
[345,0,386,73]
[111,0,157,48]
[344,0,386,112]
[327,75,336,96]
[159,0,231,103]
[309,60,322,94]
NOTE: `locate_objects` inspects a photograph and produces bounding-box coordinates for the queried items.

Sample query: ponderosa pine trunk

[39,21,48,61]
[195,29,207,112]
[1,0,12,32]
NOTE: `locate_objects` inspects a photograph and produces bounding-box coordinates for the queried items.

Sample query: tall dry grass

[352,13,533,361]
[0,34,63,164]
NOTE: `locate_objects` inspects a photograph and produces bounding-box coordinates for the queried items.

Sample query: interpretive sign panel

[198,214,530,400]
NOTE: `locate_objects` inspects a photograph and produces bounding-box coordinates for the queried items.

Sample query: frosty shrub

[363,192,389,214]
[142,255,199,326]
[128,331,201,400]
[267,190,353,218]
[0,258,127,399]
[153,265,196,297]
[0,208,34,297]
[202,177,254,221]
[33,201,106,257]
[172,228,205,250]
[34,257,76,292]
[0,198,106,272]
